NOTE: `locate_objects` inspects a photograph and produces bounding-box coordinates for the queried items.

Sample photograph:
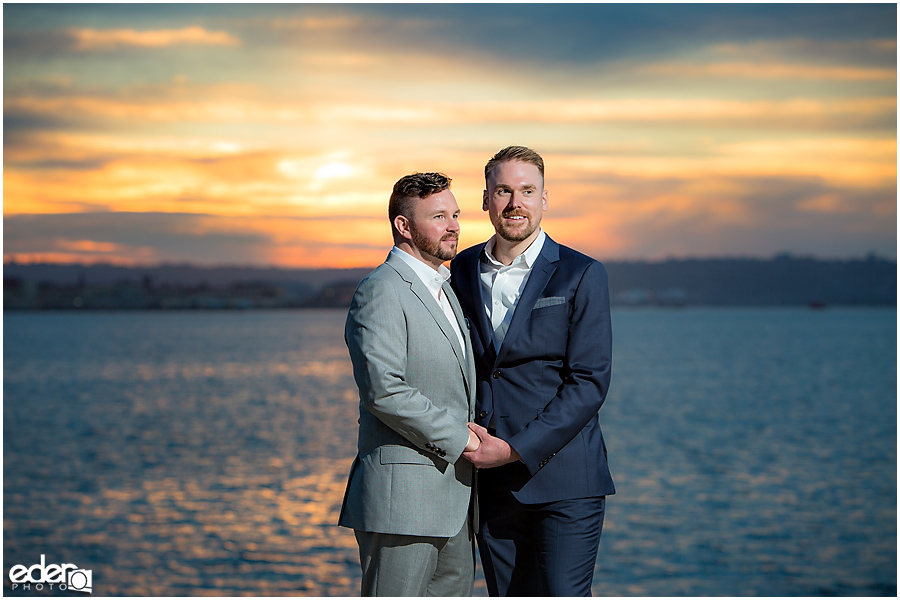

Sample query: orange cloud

[715,138,896,185]
[70,26,240,49]
[545,137,895,189]
[643,61,896,81]
[5,127,893,237]
[5,93,282,123]
[7,90,894,129]
[3,130,491,221]
[55,240,126,253]
[3,151,390,219]
[269,16,367,32]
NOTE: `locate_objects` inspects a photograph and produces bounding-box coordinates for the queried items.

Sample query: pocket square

[534,296,566,309]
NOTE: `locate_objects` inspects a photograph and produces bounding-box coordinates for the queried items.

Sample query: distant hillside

[4,254,896,309]
[2,262,371,290]
[604,254,896,306]
[3,262,372,310]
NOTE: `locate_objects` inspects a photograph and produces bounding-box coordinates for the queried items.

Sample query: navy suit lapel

[494,237,560,366]
[464,244,495,362]
[443,281,475,402]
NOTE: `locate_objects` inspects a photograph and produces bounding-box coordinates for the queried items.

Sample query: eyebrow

[496,183,536,191]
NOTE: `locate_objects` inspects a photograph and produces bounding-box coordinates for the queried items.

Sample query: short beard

[411,224,458,261]
[496,212,538,243]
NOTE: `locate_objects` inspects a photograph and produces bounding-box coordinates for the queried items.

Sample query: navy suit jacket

[450,235,615,503]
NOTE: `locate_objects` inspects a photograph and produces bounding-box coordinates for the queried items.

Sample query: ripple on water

[5,308,896,596]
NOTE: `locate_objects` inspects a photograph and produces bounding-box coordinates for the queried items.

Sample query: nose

[448,217,460,232]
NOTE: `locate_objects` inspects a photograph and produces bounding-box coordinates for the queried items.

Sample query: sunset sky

[4,3,897,268]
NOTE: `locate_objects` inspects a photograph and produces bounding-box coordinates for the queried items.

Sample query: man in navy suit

[451,146,614,596]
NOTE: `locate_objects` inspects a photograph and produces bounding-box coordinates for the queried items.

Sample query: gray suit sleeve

[346,275,470,463]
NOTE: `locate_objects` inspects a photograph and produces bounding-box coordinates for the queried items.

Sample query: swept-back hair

[484,146,544,182]
[388,172,452,231]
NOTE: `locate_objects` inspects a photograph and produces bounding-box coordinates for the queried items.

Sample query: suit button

[492,370,501,379]
[479,411,487,419]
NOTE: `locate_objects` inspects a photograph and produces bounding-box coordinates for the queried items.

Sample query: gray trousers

[355,519,474,596]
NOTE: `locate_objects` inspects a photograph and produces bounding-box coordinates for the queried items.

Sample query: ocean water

[3,307,896,596]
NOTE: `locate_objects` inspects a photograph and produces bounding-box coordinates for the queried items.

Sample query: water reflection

[4,308,895,596]
[4,311,373,596]
[8,460,356,595]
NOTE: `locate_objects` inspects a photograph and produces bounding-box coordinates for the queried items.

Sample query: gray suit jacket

[339,250,477,537]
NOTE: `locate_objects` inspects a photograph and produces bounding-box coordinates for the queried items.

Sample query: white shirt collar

[390,246,450,297]
[483,228,546,269]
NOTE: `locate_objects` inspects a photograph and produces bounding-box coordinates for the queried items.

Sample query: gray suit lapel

[386,253,468,377]
[443,281,475,397]
[412,278,468,372]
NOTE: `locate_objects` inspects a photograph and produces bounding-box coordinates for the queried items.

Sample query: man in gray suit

[340,172,480,596]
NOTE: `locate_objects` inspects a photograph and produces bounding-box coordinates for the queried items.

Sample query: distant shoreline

[4,254,896,310]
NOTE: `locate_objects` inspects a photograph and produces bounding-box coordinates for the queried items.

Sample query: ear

[482,189,489,212]
[394,215,412,241]
[541,189,549,212]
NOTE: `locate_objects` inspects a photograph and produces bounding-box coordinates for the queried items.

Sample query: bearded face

[411,219,458,261]
[484,160,548,246]
[401,188,461,266]
[494,207,538,243]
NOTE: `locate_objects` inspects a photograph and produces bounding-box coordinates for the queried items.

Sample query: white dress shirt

[480,229,546,349]
[391,247,466,357]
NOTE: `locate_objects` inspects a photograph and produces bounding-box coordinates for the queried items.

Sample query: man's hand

[462,423,521,468]
[465,428,481,452]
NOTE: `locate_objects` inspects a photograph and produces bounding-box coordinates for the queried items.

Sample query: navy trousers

[476,486,605,597]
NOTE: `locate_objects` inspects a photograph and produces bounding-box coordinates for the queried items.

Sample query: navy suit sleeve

[507,261,613,476]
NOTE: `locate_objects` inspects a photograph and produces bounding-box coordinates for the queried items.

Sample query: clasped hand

[462,422,520,468]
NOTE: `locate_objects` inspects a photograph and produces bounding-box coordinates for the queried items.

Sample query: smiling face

[483,159,549,246]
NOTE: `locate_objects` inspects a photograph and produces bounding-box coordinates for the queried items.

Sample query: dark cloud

[6,158,112,172]
[7,4,893,68]
[4,212,274,264]
[3,29,74,57]
[298,4,897,67]
[3,110,72,134]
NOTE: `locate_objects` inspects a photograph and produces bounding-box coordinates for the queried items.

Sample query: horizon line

[3,251,896,271]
